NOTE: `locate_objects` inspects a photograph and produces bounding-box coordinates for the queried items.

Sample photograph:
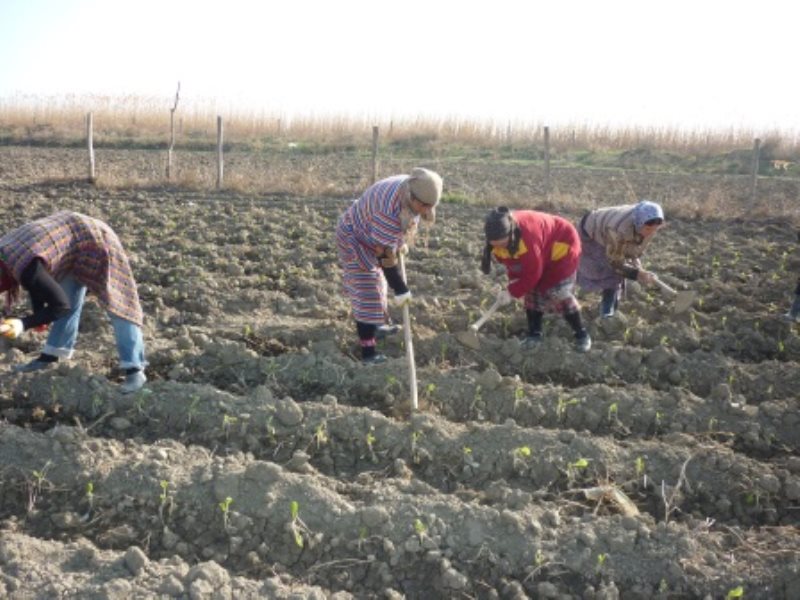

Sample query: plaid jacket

[0,211,143,326]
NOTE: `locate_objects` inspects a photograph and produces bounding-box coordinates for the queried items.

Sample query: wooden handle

[470,298,503,332]
[653,277,677,296]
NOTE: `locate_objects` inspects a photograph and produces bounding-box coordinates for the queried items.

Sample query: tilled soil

[0,147,799,599]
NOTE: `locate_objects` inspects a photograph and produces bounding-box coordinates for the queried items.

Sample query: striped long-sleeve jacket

[0,211,143,326]
[338,175,412,270]
[581,204,653,271]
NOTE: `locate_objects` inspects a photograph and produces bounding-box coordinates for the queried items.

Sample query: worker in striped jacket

[576,200,665,318]
[336,168,442,364]
[0,211,147,393]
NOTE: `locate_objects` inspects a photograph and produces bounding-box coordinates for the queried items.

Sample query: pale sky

[1,0,798,133]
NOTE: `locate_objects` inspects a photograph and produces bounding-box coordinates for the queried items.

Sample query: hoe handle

[470,298,504,332]
[652,276,677,296]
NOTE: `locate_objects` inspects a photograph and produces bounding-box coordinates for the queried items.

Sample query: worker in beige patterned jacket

[576,200,665,318]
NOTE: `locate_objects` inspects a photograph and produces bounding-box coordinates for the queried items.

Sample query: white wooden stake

[86,112,95,183]
[398,254,418,412]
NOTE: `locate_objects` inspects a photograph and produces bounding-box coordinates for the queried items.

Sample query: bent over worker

[482,207,591,352]
[336,168,442,364]
[576,200,665,318]
[0,211,147,393]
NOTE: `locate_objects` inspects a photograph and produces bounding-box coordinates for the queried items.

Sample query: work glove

[637,270,657,286]
[393,291,412,307]
[0,318,24,339]
[496,288,513,306]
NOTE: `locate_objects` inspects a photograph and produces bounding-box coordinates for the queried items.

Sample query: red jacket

[492,210,581,298]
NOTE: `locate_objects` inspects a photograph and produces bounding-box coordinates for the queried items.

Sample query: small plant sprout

[385,374,399,391]
[595,553,607,572]
[158,480,172,522]
[708,417,718,432]
[410,430,423,464]
[219,496,233,530]
[659,335,669,346]
[556,395,578,421]
[515,446,532,459]
[569,458,589,471]
[726,586,744,600]
[635,456,647,486]
[534,549,546,567]
[413,518,427,541]
[80,481,95,521]
[778,339,785,353]
[27,461,52,513]
[658,579,669,593]
[607,402,619,423]
[423,382,436,401]
[289,500,313,549]
[313,421,328,449]
[186,395,201,426]
[222,414,238,440]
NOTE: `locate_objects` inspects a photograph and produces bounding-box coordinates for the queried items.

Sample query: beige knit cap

[408,167,443,206]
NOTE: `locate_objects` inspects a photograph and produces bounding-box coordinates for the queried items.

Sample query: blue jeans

[42,275,146,370]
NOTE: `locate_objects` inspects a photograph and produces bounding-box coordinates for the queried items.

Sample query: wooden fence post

[86,112,95,183]
[216,116,224,190]
[543,126,551,197]
[750,137,761,206]
[371,126,379,184]
[166,82,180,180]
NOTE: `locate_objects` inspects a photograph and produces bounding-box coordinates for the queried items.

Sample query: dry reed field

[0,96,799,599]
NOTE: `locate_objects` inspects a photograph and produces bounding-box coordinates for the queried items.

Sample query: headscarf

[633,200,664,230]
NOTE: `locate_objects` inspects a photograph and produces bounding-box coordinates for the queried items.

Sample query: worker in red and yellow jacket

[481,207,591,352]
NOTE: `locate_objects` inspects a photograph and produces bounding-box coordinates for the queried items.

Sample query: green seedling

[726,586,744,599]
[658,579,669,593]
[515,446,532,459]
[595,553,607,572]
[186,395,201,426]
[534,549,546,567]
[469,385,483,413]
[222,414,238,440]
[413,518,427,541]
[659,335,669,346]
[708,417,717,431]
[219,496,233,530]
[265,415,277,444]
[777,339,785,353]
[556,395,578,421]
[607,402,619,422]
[27,462,52,513]
[423,383,436,401]
[363,428,378,462]
[635,456,647,487]
[80,481,95,521]
[158,480,172,522]
[569,458,589,470]
[289,500,312,549]
[313,421,328,449]
[411,430,423,464]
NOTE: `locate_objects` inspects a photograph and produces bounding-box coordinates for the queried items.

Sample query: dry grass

[3,93,800,157]
[2,94,799,221]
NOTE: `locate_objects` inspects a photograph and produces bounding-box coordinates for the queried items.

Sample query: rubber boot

[522,310,544,348]
[786,294,800,322]
[564,311,592,353]
[600,289,618,318]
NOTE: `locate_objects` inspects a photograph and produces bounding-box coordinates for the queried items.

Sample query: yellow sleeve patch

[551,241,570,261]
